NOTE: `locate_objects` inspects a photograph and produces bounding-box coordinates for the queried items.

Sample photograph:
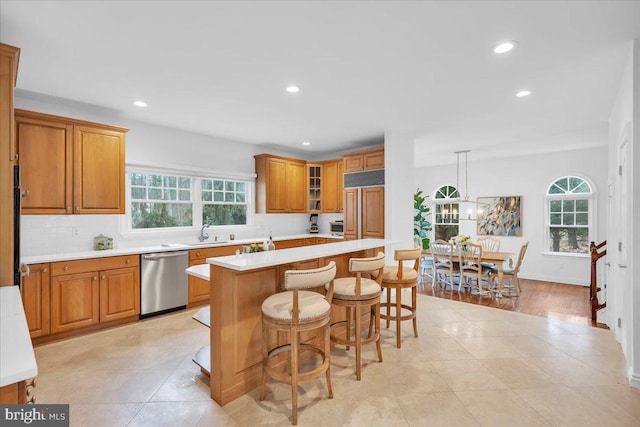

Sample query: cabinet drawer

[189,245,241,261]
[276,239,307,249]
[51,254,140,276]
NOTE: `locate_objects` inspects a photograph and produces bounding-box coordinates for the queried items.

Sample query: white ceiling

[1,1,639,166]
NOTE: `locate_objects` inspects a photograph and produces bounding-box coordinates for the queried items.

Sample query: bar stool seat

[259,261,337,425]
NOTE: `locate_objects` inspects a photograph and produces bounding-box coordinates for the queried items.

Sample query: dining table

[423,247,513,296]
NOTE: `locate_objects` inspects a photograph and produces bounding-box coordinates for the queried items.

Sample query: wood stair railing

[590,240,607,321]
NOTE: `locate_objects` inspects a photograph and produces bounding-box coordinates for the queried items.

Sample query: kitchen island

[186,238,389,406]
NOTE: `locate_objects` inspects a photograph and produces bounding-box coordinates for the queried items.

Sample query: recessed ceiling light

[515,90,532,97]
[286,86,300,93]
[493,41,518,54]
[302,141,311,146]
[133,100,148,107]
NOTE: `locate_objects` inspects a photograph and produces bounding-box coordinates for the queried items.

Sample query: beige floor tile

[454,336,522,359]
[397,391,480,426]
[455,389,551,426]
[480,358,559,389]
[430,359,508,392]
[573,384,640,425]
[525,355,623,387]
[439,320,493,338]
[499,335,568,358]
[69,403,142,427]
[415,337,475,361]
[128,401,213,427]
[150,367,211,402]
[515,386,640,426]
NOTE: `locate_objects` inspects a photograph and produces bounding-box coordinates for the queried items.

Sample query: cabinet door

[99,266,140,322]
[51,271,100,333]
[16,114,73,214]
[188,258,210,306]
[20,263,50,338]
[322,160,339,213]
[287,160,307,212]
[362,187,384,238]
[74,125,125,214]
[307,163,322,212]
[265,157,287,212]
[343,154,364,173]
[363,149,384,170]
[343,188,358,240]
[337,161,344,212]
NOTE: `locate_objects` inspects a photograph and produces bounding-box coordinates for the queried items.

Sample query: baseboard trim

[629,372,640,389]
[519,273,588,287]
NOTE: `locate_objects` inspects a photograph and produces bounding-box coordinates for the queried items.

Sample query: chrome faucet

[199,224,210,242]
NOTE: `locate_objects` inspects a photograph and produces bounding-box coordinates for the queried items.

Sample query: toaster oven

[329,220,344,236]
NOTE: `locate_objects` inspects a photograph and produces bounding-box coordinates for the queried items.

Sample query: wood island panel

[207,246,381,406]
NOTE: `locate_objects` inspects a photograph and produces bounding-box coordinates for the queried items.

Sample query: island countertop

[205,238,391,271]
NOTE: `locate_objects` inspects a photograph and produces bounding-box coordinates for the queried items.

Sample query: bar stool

[259,261,337,425]
[326,252,385,380]
[378,247,421,348]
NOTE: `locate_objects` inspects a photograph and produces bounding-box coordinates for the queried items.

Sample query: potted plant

[414,189,432,250]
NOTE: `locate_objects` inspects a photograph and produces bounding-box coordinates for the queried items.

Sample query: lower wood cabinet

[21,263,50,338]
[99,266,140,322]
[188,245,241,307]
[51,271,100,334]
[39,254,140,338]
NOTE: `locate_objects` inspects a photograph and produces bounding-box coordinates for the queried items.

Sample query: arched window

[433,185,460,242]
[546,176,594,255]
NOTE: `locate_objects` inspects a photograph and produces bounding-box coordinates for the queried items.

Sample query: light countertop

[203,238,391,272]
[0,286,38,387]
[22,233,342,264]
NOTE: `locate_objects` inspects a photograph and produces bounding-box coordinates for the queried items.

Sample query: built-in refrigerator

[343,169,385,240]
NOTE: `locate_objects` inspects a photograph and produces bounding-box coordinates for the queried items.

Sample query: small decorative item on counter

[230,233,235,240]
[268,236,275,251]
[94,234,107,250]
[249,243,263,253]
[262,241,269,251]
[107,237,114,249]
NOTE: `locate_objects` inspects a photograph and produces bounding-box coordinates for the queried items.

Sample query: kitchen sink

[184,241,229,247]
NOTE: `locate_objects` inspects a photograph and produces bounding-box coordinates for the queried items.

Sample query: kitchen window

[433,185,459,242]
[126,167,253,232]
[546,175,594,255]
[130,172,193,229]
[201,179,247,226]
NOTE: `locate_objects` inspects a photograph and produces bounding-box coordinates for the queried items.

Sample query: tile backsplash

[21,212,343,257]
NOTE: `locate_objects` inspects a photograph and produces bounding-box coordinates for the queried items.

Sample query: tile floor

[34,294,640,426]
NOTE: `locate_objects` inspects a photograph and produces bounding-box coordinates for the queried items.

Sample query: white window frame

[544,175,595,257]
[433,185,460,241]
[122,163,255,235]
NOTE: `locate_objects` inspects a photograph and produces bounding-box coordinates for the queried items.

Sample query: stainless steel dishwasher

[140,251,189,318]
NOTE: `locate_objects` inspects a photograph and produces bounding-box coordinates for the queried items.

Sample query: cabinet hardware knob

[196,252,201,257]
[43,268,48,273]
[76,206,80,210]
[93,276,97,281]
[67,207,71,211]
[21,190,29,197]
[126,259,131,264]
[64,266,69,271]
[102,275,106,280]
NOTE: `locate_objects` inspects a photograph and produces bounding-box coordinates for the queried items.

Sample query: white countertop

[0,286,38,387]
[205,238,391,271]
[22,233,342,264]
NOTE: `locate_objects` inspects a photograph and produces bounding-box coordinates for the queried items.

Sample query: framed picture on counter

[476,196,522,236]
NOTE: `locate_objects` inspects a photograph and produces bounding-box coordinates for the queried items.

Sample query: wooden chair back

[512,241,529,274]
[478,237,500,252]
[431,240,455,265]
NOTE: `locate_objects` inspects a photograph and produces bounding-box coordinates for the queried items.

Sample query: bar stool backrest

[284,261,337,290]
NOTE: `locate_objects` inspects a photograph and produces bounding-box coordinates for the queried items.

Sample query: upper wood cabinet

[15,109,128,215]
[308,163,322,212]
[321,159,343,213]
[342,147,384,173]
[255,154,307,213]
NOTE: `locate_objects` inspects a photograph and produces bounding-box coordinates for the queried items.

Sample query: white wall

[16,94,343,256]
[414,146,608,286]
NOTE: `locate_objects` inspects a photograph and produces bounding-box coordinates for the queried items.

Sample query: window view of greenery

[130,173,193,229]
[434,185,460,241]
[201,179,247,226]
[547,176,592,254]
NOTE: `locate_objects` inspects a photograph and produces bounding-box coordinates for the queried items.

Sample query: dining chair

[377,246,421,348]
[477,236,501,270]
[326,252,385,380]
[492,241,529,297]
[259,261,337,425]
[458,242,492,295]
[431,240,460,291]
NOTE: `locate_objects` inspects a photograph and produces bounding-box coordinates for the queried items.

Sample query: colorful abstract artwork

[476,196,522,236]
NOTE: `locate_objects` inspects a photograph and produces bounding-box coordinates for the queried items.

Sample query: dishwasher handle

[143,251,189,260]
